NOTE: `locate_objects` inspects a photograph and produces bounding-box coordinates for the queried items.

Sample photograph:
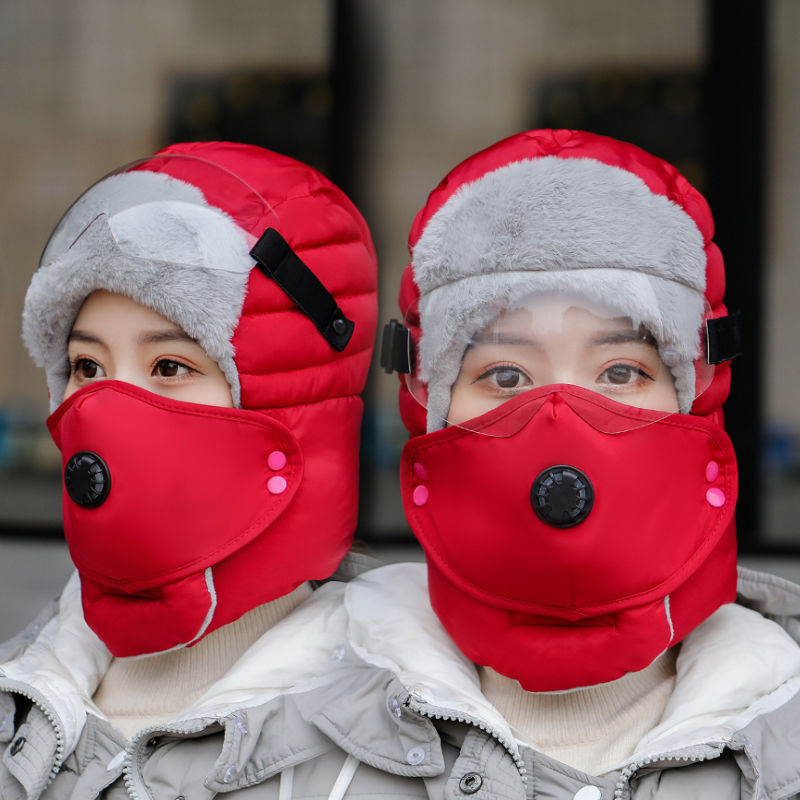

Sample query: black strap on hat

[250,228,355,352]
[706,311,743,364]
[380,319,414,374]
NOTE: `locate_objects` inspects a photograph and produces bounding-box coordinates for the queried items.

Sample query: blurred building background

[0,0,798,635]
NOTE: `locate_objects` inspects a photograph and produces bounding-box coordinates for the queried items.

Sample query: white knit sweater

[93,583,312,739]
[480,648,678,775]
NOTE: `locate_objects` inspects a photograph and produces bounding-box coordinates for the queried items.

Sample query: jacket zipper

[404,694,528,782]
[612,744,723,799]
[409,691,728,797]
[122,720,211,799]
[0,678,66,785]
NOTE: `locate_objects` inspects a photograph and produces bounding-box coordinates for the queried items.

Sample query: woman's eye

[599,364,653,385]
[154,359,193,378]
[494,369,523,389]
[479,365,532,391]
[72,358,104,379]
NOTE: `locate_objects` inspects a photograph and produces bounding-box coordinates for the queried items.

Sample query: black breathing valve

[64,451,111,508]
[530,465,594,528]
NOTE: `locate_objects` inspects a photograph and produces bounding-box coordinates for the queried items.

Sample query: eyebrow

[471,330,657,348]
[138,329,197,345]
[590,331,658,347]
[67,330,104,345]
[472,333,540,346]
[67,328,197,346]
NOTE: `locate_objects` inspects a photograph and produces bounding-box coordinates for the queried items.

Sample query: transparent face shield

[41,153,280,273]
[405,290,716,436]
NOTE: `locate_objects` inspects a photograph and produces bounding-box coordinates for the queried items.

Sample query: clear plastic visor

[406,291,715,435]
[40,153,279,273]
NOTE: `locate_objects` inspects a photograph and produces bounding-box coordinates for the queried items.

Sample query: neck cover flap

[48,381,303,656]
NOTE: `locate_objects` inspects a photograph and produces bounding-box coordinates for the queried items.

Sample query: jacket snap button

[389,695,403,718]
[10,737,25,755]
[459,772,483,794]
[573,786,602,800]
[406,746,426,765]
[331,644,346,662]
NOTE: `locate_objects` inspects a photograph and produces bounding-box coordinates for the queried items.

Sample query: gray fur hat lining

[410,156,708,430]
[22,171,253,411]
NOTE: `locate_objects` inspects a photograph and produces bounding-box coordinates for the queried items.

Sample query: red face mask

[400,385,738,691]
[48,381,306,656]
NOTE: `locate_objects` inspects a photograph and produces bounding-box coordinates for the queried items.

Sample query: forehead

[68,291,203,354]
[72,290,183,333]
[475,298,642,344]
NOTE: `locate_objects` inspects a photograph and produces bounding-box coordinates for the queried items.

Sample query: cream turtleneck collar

[92,582,313,739]
[479,647,679,775]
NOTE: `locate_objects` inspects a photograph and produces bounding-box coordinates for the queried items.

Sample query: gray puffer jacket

[1,564,799,799]
[0,569,441,800]
[341,563,800,800]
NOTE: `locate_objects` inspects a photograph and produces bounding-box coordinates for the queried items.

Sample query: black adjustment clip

[380,319,414,374]
[250,228,354,352]
[706,311,743,365]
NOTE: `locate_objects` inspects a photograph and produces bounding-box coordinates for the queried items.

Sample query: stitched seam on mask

[64,382,291,432]
[664,595,675,643]
[184,568,218,646]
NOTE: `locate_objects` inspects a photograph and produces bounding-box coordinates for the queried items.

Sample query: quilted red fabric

[119,142,379,640]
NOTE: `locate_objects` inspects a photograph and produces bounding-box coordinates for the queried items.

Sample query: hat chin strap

[250,227,355,352]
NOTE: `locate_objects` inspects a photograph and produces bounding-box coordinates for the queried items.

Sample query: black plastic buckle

[706,311,743,364]
[381,319,414,374]
[250,228,354,352]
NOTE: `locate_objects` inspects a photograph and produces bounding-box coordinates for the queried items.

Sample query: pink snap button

[705,461,719,482]
[267,476,287,495]
[412,485,429,507]
[268,450,287,471]
[413,462,429,481]
[706,488,726,507]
